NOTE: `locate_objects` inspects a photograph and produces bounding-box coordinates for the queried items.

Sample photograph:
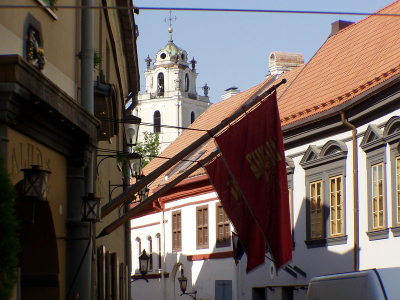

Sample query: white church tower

[136,18,211,152]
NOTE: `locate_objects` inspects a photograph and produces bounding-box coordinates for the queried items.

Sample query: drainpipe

[162,210,167,300]
[124,98,135,300]
[66,1,95,299]
[81,0,94,114]
[341,111,359,271]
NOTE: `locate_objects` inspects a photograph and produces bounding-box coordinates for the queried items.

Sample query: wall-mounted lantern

[82,193,101,222]
[126,152,142,178]
[132,250,150,283]
[21,165,51,201]
[121,115,141,147]
[178,270,197,299]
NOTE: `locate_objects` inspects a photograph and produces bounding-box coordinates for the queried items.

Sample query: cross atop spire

[164,10,177,42]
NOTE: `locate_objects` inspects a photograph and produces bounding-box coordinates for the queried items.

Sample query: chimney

[221,87,240,101]
[330,20,354,36]
[269,52,304,76]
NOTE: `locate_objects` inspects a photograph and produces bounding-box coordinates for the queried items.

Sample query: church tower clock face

[136,12,212,152]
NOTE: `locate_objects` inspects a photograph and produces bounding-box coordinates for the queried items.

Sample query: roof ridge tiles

[330,0,400,37]
[280,64,400,126]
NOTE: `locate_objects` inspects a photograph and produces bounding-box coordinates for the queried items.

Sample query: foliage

[94,49,103,70]
[0,156,20,300]
[116,152,129,178]
[135,132,161,169]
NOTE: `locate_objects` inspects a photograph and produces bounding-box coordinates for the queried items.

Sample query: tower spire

[164,10,177,42]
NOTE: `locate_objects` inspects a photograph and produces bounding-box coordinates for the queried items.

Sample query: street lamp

[81,193,101,222]
[178,270,197,299]
[21,165,51,201]
[121,114,141,147]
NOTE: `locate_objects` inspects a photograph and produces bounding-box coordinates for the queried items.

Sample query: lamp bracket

[180,291,197,300]
[131,277,149,283]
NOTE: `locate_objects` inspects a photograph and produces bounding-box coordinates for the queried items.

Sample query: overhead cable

[0,5,399,17]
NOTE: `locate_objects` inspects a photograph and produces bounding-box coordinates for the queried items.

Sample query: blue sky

[133,1,393,103]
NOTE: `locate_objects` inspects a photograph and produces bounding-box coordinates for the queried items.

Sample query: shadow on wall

[132,193,356,300]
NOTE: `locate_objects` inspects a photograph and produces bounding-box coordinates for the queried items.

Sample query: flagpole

[98,150,220,238]
[101,79,286,219]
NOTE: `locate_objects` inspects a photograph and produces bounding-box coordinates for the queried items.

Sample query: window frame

[329,175,344,237]
[310,180,324,240]
[286,157,295,249]
[147,236,153,271]
[157,73,164,96]
[154,110,161,134]
[172,210,182,252]
[216,203,231,248]
[361,125,389,240]
[384,116,400,237]
[185,73,190,92]
[300,141,348,248]
[196,205,209,249]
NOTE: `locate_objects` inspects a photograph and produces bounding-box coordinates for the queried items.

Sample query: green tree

[0,156,20,300]
[135,131,161,169]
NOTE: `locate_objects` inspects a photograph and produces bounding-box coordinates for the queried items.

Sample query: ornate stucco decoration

[27,27,45,71]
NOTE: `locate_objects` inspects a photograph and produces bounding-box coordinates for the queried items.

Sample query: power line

[97,116,208,132]
[0,5,399,17]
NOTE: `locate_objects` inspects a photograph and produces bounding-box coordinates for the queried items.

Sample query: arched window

[155,233,161,270]
[191,111,195,124]
[185,73,189,92]
[157,73,164,96]
[154,111,161,133]
[147,236,153,271]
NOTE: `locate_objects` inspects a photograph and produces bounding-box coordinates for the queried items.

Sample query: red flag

[215,91,292,270]
[205,155,265,273]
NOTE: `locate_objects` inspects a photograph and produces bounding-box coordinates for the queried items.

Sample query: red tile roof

[279,0,400,126]
[142,0,400,190]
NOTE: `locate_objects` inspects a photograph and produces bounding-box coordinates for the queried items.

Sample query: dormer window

[160,53,166,59]
[157,73,164,96]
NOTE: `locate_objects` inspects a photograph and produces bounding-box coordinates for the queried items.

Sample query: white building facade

[136,35,211,151]
[130,2,400,299]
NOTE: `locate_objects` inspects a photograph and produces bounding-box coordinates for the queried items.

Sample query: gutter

[341,111,359,272]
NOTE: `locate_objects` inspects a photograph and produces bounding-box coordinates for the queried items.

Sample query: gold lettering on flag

[227,179,241,201]
[245,138,282,180]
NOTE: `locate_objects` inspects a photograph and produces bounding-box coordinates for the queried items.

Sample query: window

[372,163,385,230]
[147,236,153,271]
[397,157,400,226]
[157,73,164,96]
[191,111,195,124]
[360,124,388,240]
[172,211,182,251]
[300,141,348,248]
[135,237,141,273]
[185,73,189,92]
[216,203,230,247]
[197,205,208,249]
[383,116,400,236]
[330,176,344,236]
[286,157,295,248]
[310,181,323,239]
[154,111,161,133]
[156,233,161,270]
